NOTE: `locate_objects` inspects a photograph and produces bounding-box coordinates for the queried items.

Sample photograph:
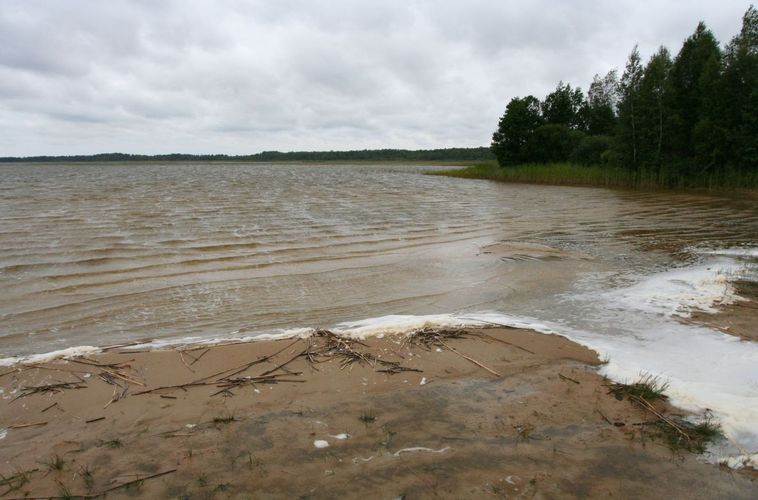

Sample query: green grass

[658,414,723,454]
[431,161,758,191]
[609,374,670,402]
[42,454,66,472]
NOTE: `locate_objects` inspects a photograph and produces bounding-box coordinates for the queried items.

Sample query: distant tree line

[0,147,494,164]
[491,6,757,182]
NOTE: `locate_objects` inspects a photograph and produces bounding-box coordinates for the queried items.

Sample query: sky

[0,1,751,156]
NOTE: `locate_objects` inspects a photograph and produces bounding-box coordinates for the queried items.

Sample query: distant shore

[1,327,754,498]
[0,147,493,164]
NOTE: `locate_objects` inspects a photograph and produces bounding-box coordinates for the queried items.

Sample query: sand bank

[689,281,758,342]
[0,328,754,499]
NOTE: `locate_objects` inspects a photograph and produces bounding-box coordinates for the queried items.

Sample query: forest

[490,6,757,188]
[0,148,493,164]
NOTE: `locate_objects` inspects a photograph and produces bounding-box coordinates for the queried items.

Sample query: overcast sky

[0,1,751,156]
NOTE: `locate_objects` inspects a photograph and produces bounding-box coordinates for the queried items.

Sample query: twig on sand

[558,373,580,384]
[41,402,59,413]
[436,339,500,377]
[194,338,302,383]
[11,382,87,402]
[96,468,177,495]
[595,409,613,425]
[178,351,195,373]
[629,395,691,445]
[473,332,536,355]
[188,348,211,365]
[8,421,47,429]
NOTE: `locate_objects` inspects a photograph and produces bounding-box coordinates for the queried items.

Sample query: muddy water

[1,162,754,356]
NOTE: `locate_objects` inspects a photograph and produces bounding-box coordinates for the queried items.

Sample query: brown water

[0,162,756,356]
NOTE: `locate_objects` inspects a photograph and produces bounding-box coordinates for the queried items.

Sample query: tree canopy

[491,6,758,184]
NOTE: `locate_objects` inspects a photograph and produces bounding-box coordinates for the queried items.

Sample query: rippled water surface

[1,162,756,355]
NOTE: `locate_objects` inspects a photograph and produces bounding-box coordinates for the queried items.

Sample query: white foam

[332,312,557,339]
[392,446,450,456]
[694,247,758,258]
[0,346,101,367]
[610,259,745,318]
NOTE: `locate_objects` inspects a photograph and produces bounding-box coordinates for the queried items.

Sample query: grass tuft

[609,374,669,402]
[80,465,95,492]
[42,455,65,472]
[100,439,123,449]
[657,413,723,454]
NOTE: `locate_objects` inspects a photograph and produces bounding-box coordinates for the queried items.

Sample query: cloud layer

[0,0,749,155]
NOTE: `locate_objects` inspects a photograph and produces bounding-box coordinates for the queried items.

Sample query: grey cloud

[0,0,750,156]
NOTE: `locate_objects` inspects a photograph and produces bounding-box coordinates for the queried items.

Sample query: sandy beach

[1,327,755,499]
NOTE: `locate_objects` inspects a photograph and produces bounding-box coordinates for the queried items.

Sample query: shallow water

[1,162,757,462]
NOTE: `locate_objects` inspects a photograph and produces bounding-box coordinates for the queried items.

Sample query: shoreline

[1,327,754,498]
[430,162,758,196]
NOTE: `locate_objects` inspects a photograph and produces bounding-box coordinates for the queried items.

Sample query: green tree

[617,45,644,167]
[584,70,619,135]
[637,47,673,168]
[525,124,585,163]
[721,5,758,171]
[491,96,544,166]
[665,22,722,166]
[541,82,587,130]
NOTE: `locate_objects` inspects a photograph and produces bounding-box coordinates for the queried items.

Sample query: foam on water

[610,259,745,317]
[0,345,101,367]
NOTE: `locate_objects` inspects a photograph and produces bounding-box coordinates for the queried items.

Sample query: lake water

[1,162,756,465]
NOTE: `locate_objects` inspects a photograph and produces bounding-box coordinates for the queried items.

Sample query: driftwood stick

[595,409,613,425]
[473,332,536,355]
[558,373,580,384]
[96,468,177,495]
[133,381,216,395]
[100,368,145,387]
[438,340,501,377]
[41,402,59,413]
[258,350,306,377]
[629,395,691,443]
[188,348,211,365]
[8,421,47,429]
[178,351,195,373]
[193,338,301,383]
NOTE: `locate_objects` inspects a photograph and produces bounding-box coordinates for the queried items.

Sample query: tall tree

[541,82,587,130]
[617,45,644,167]
[637,47,673,168]
[584,70,619,135]
[491,96,544,166]
[665,22,722,166]
[721,5,758,171]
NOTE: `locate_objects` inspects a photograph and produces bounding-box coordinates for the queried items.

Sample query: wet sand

[690,281,758,342]
[0,328,755,499]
